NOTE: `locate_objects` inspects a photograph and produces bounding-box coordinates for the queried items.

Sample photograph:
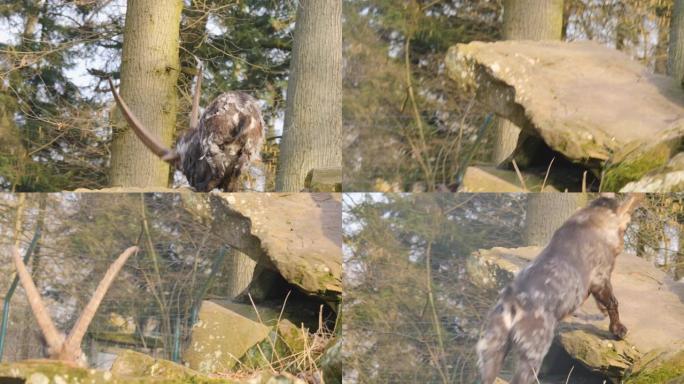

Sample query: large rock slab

[219,193,342,299]
[468,246,684,378]
[183,300,271,373]
[207,301,312,366]
[459,166,558,192]
[446,40,684,190]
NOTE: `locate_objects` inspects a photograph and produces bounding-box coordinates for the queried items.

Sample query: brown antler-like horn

[107,78,179,162]
[62,246,138,358]
[189,60,203,131]
[13,247,64,352]
[617,193,645,218]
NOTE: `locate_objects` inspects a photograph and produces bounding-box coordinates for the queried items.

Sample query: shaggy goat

[477,195,643,384]
[108,63,265,192]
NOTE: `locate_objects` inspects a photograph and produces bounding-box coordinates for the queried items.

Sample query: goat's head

[615,193,644,231]
[108,62,265,192]
[13,246,138,367]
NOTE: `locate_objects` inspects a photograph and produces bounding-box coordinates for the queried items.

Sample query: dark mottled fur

[477,196,639,384]
[175,92,264,192]
[109,73,265,192]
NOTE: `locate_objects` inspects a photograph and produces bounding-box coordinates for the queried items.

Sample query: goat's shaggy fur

[477,196,641,384]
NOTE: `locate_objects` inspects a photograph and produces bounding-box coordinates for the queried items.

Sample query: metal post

[172,315,181,363]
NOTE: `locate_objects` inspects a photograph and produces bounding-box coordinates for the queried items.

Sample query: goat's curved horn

[108,78,179,162]
[13,247,64,351]
[63,246,138,354]
[617,193,645,217]
[189,60,203,131]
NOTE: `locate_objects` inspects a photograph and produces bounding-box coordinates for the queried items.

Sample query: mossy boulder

[0,360,120,384]
[0,353,308,384]
[603,141,675,191]
[557,329,639,378]
[238,321,310,370]
[110,350,230,383]
[276,320,307,354]
[319,337,342,384]
[239,330,290,369]
[0,358,228,384]
[625,347,684,384]
[621,152,684,192]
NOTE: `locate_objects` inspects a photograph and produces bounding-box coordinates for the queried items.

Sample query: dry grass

[212,293,337,384]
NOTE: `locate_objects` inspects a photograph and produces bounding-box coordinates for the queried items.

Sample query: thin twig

[565,365,575,384]
[541,157,555,191]
[511,159,528,191]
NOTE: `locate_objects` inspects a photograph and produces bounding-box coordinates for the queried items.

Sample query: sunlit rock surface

[218,193,342,299]
[459,166,558,192]
[183,300,272,373]
[446,40,684,191]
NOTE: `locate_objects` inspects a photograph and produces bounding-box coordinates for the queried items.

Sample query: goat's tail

[477,286,516,384]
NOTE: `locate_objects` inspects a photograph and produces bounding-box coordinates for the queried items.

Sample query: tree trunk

[110,0,183,188]
[224,249,257,299]
[179,0,209,118]
[0,101,25,190]
[655,6,671,75]
[492,0,564,165]
[275,0,342,192]
[676,227,684,281]
[21,0,43,43]
[0,0,44,191]
[524,193,585,246]
[669,0,684,84]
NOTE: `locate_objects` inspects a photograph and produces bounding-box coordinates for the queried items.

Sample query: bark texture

[492,0,564,165]
[669,0,684,83]
[655,9,670,74]
[110,0,183,187]
[275,0,342,191]
[225,249,257,299]
[524,193,585,246]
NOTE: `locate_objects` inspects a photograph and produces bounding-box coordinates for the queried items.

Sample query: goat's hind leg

[510,311,555,384]
[477,302,513,384]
